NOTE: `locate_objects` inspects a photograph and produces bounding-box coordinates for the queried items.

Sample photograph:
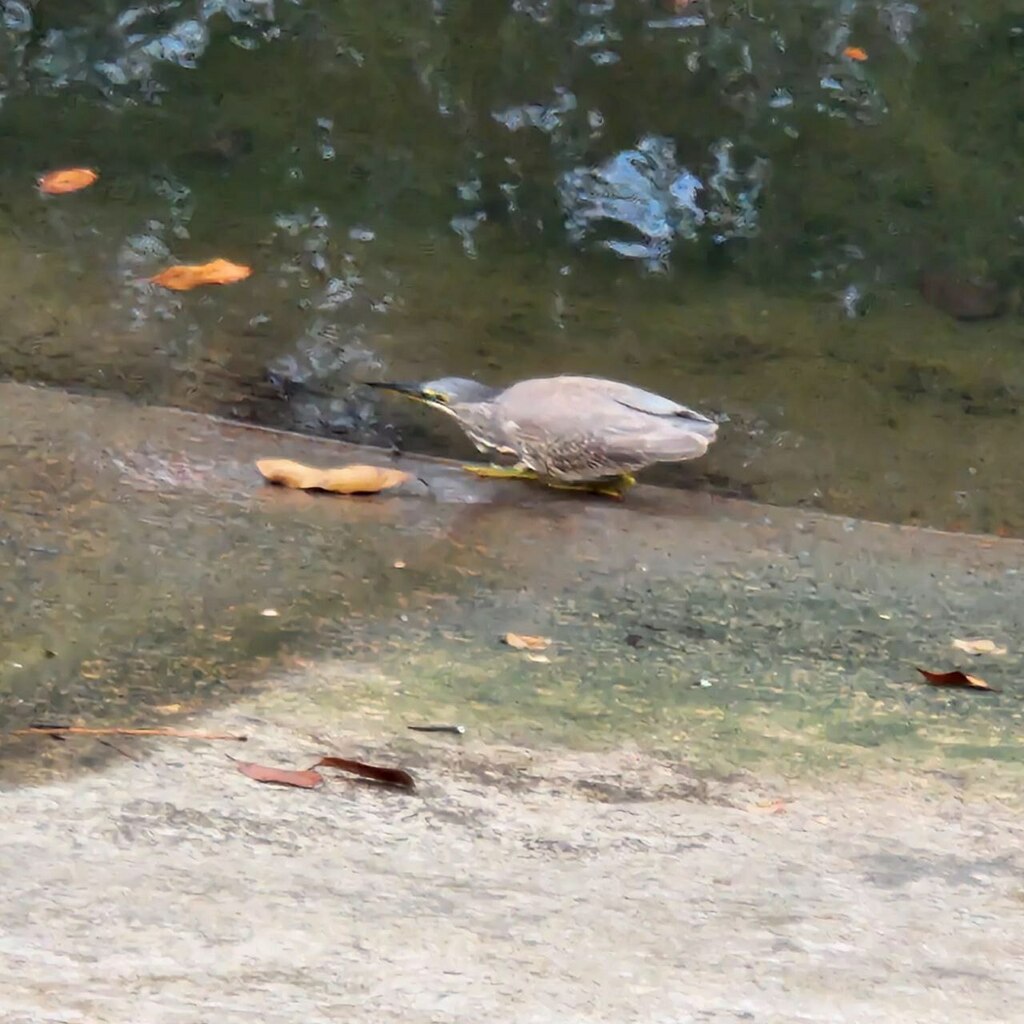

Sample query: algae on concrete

[2,382,1022,789]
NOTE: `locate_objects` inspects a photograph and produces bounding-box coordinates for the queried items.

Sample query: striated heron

[369,375,719,497]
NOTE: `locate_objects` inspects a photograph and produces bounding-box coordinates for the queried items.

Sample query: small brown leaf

[915,667,1000,693]
[748,798,788,815]
[38,168,99,195]
[256,458,410,494]
[951,638,1007,657]
[312,756,415,790]
[150,258,252,291]
[503,632,552,651]
[236,761,324,789]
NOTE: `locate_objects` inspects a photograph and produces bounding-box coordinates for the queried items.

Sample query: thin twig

[16,725,248,741]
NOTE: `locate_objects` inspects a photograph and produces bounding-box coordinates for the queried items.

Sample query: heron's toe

[461,463,537,480]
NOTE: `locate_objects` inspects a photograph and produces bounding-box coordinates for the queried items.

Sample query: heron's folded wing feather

[601,421,714,463]
[611,396,717,436]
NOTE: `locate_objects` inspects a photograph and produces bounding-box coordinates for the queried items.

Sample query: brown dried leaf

[951,638,1007,657]
[150,258,252,291]
[38,168,99,195]
[312,756,416,790]
[256,458,410,494]
[915,667,1001,693]
[236,761,324,789]
[748,798,788,815]
[503,632,552,651]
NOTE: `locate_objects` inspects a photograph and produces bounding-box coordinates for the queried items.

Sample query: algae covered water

[0,0,1022,532]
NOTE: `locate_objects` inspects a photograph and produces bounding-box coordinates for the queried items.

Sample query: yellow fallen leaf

[256,458,410,495]
[503,633,552,651]
[951,638,1007,657]
[317,465,411,494]
[255,458,323,489]
[150,258,252,291]
[38,168,99,195]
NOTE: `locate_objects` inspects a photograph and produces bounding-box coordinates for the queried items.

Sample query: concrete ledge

[2,382,1024,1022]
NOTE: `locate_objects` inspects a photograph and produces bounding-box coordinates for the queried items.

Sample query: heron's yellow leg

[547,473,637,499]
[461,463,538,480]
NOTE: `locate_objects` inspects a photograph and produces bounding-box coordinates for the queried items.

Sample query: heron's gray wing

[613,396,718,435]
[598,418,715,466]
[494,377,718,476]
[582,386,717,465]
[527,376,718,434]
[602,385,718,436]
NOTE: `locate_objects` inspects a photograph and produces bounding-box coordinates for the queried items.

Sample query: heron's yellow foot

[589,473,636,499]
[548,474,636,499]
[461,463,538,480]
[603,473,637,498]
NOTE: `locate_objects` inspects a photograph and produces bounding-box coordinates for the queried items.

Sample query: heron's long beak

[366,381,431,402]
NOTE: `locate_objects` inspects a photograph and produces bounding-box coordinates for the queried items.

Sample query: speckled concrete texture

[2,383,1023,1023]
[2,704,1023,1024]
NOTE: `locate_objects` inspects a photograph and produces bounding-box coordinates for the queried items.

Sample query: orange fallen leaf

[150,258,252,291]
[915,667,1000,693]
[503,632,552,651]
[38,168,99,195]
[318,465,410,493]
[236,761,324,789]
[256,458,410,494]
[843,45,868,61]
[312,756,416,790]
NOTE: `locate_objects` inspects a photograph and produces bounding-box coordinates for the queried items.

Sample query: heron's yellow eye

[422,389,448,404]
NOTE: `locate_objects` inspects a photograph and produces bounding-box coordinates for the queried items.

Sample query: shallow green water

[0,0,1022,532]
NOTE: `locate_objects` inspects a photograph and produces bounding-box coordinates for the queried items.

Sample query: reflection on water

[0,0,1023,532]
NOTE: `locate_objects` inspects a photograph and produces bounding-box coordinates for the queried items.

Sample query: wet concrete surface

[1,381,1023,1022]
[2,380,1022,779]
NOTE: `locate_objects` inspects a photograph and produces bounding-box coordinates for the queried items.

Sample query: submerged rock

[918,269,1005,321]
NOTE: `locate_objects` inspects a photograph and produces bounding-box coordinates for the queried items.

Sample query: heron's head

[368,377,499,410]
